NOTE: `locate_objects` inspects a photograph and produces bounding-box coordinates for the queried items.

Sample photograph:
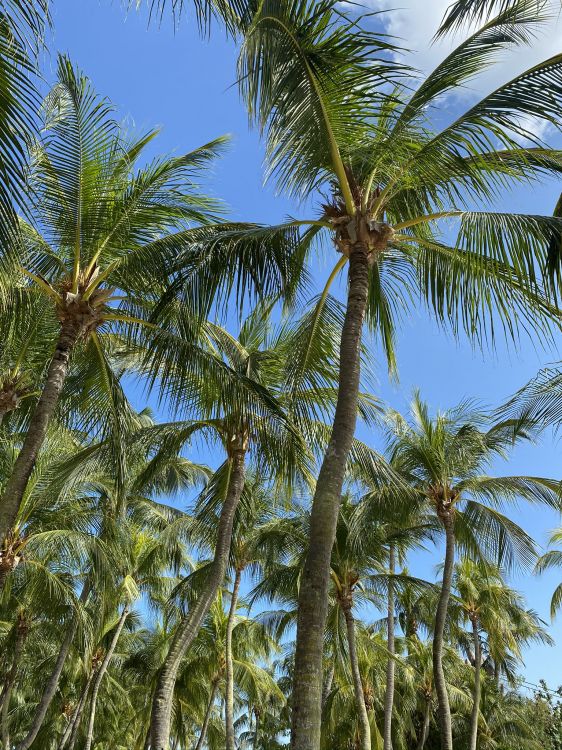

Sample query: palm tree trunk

[432,513,455,750]
[150,446,247,750]
[194,679,219,750]
[58,669,95,750]
[0,321,81,548]
[343,606,371,750]
[1,618,27,750]
[226,569,242,750]
[383,543,396,750]
[253,712,260,750]
[290,244,371,750]
[468,616,481,750]
[416,699,431,750]
[16,581,90,750]
[83,605,129,750]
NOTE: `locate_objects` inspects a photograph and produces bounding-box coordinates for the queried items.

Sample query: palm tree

[227,4,562,745]
[147,307,341,748]
[375,393,560,749]
[0,54,226,548]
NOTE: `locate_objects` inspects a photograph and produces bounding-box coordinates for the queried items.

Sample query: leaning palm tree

[0,53,227,548]
[371,393,560,749]
[226,4,562,745]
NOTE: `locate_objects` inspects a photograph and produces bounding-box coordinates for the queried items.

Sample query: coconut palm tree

[372,393,561,749]
[0,53,228,548]
[225,4,562,745]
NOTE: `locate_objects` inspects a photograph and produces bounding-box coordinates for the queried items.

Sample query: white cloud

[370,0,562,100]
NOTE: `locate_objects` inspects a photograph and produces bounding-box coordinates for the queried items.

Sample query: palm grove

[2,0,562,748]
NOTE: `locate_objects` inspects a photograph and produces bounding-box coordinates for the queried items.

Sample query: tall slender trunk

[343,606,371,750]
[59,672,94,750]
[1,618,27,750]
[416,699,431,750]
[468,616,481,750]
[16,581,90,750]
[432,513,455,750]
[290,244,371,750]
[83,605,129,750]
[383,544,396,750]
[150,446,247,749]
[0,321,81,547]
[226,569,242,750]
[194,680,219,750]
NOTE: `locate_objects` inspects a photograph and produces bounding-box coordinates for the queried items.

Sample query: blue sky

[47,0,562,691]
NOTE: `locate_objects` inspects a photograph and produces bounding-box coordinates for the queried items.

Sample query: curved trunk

[150,447,247,749]
[468,617,481,750]
[16,582,89,750]
[226,569,242,750]
[83,605,129,750]
[290,244,371,750]
[343,606,371,750]
[0,322,81,548]
[58,670,95,750]
[432,514,455,750]
[383,544,396,750]
[194,679,219,750]
[416,699,431,750]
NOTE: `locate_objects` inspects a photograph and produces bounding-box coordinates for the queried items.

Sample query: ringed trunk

[468,616,481,750]
[343,605,371,750]
[83,605,129,750]
[432,511,455,750]
[0,321,81,547]
[149,446,247,749]
[226,569,242,750]
[290,243,371,750]
[383,544,396,750]
[1,617,27,750]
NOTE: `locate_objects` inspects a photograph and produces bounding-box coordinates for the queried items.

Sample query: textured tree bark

[468,616,481,750]
[225,568,242,750]
[16,582,90,750]
[83,605,129,750]
[0,321,81,547]
[343,606,371,750]
[150,447,246,749]
[194,680,219,750]
[432,514,455,750]
[290,244,370,750]
[416,699,431,750]
[1,618,27,750]
[383,544,396,750]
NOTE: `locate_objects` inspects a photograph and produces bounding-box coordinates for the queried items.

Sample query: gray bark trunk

[0,322,80,547]
[194,680,219,750]
[225,569,242,750]
[383,544,396,750]
[468,617,481,750]
[83,605,129,750]
[150,447,246,749]
[290,244,370,750]
[58,670,95,750]
[432,514,455,750]
[343,607,371,750]
[16,582,89,750]
[416,700,431,750]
